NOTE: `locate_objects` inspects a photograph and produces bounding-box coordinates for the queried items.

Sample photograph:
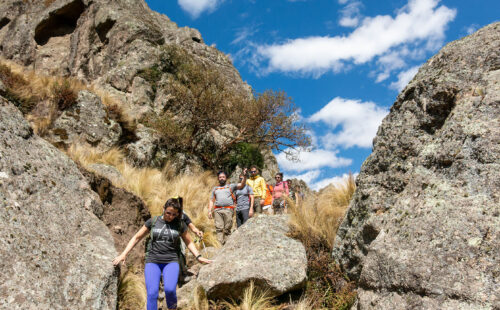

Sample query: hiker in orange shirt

[262,183,274,215]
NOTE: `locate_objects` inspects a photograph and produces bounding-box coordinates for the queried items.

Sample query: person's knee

[147,287,159,300]
[165,286,176,298]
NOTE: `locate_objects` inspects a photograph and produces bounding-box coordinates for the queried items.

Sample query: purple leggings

[145,262,180,310]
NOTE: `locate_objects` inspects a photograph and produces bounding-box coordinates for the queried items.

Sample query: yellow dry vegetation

[66,143,219,248]
[219,282,275,310]
[289,174,356,250]
[117,267,147,310]
[67,143,220,309]
[0,58,135,135]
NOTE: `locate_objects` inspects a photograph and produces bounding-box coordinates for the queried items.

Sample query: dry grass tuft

[0,58,135,135]
[92,88,137,134]
[66,143,219,248]
[220,282,276,310]
[288,297,314,310]
[184,285,210,310]
[287,174,357,309]
[288,173,355,249]
[117,267,147,310]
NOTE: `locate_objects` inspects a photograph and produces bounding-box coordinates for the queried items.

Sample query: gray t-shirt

[145,217,186,264]
[211,184,238,207]
[235,185,253,211]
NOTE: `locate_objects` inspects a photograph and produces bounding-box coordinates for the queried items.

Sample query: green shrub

[221,143,264,176]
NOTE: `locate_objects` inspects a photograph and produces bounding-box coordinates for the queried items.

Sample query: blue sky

[145,0,499,190]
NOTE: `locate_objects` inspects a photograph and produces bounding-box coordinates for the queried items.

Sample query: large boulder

[333,23,500,309]
[196,215,307,299]
[0,98,118,309]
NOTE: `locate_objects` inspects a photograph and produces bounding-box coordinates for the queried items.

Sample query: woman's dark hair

[163,197,183,221]
[276,172,284,179]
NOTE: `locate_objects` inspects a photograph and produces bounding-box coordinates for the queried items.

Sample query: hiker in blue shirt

[235,173,254,227]
[113,197,211,310]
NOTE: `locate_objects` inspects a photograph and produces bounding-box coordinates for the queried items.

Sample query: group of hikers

[209,166,299,245]
[113,165,300,310]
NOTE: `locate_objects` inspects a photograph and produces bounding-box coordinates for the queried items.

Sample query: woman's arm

[181,231,212,264]
[249,194,254,217]
[188,222,203,237]
[112,225,149,265]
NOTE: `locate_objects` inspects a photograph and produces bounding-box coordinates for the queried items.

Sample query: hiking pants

[273,198,286,214]
[145,262,179,310]
[236,208,250,227]
[214,208,233,244]
[253,197,263,213]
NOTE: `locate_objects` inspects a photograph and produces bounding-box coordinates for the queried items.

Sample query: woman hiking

[272,172,289,214]
[112,197,211,310]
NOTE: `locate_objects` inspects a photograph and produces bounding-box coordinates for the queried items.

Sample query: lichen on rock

[333,22,500,309]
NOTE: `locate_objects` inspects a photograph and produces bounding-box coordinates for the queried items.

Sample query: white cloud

[283,170,358,191]
[309,173,358,191]
[286,170,321,184]
[178,0,222,18]
[339,1,362,28]
[375,50,408,82]
[390,65,420,91]
[465,24,479,35]
[276,149,352,172]
[253,0,456,76]
[232,26,259,45]
[309,97,388,148]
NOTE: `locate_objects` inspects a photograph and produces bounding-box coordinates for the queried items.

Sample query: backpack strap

[228,185,236,207]
[214,185,236,208]
[150,216,160,243]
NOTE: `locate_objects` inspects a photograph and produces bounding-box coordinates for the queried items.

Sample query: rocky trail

[0,0,499,309]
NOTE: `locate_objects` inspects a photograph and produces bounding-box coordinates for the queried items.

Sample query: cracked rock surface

[333,23,500,309]
[0,97,118,309]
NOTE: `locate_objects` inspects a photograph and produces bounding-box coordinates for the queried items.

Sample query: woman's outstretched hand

[112,254,126,266]
[198,257,213,264]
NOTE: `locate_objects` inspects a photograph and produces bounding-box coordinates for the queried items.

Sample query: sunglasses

[250,171,257,173]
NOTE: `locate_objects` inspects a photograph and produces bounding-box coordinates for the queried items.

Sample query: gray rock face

[0,0,247,101]
[0,0,268,169]
[196,215,307,299]
[0,98,118,309]
[46,90,122,150]
[125,124,158,167]
[333,23,500,309]
[260,147,280,184]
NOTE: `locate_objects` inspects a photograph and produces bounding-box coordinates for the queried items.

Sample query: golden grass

[117,267,147,310]
[66,143,220,248]
[288,173,356,250]
[220,282,276,310]
[288,297,314,310]
[0,58,135,135]
[183,285,210,310]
